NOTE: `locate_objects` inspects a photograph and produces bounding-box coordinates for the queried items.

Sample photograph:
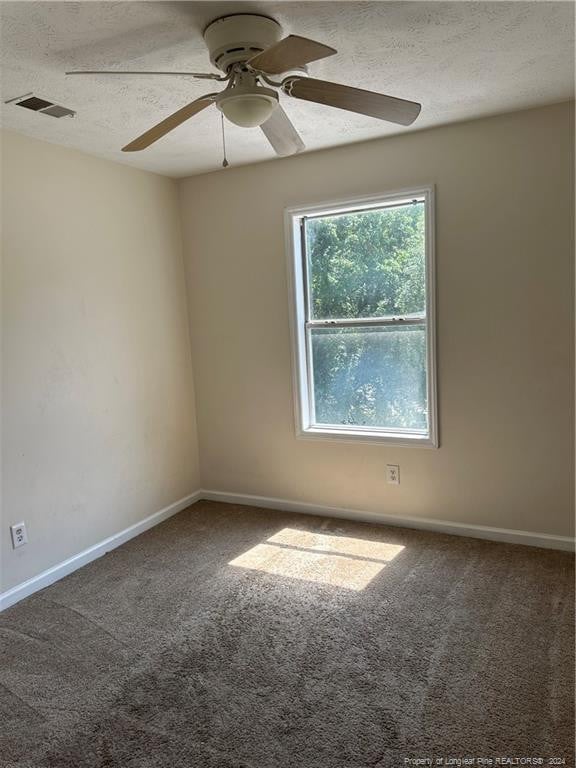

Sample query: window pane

[306,202,425,320]
[310,325,428,431]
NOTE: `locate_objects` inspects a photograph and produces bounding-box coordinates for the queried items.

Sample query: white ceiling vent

[5,93,76,118]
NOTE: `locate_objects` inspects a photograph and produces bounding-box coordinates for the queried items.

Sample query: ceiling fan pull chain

[221,112,229,168]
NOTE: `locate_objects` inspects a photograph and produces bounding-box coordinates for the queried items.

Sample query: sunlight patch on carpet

[228,527,404,590]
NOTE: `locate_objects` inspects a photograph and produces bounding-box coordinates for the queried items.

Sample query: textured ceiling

[1,1,574,178]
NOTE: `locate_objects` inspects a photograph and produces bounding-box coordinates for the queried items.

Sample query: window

[285,187,437,447]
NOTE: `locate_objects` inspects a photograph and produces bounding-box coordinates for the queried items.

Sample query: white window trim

[284,185,438,448]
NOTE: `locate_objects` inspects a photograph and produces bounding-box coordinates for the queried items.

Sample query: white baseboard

[2,487,572,612]
[201,489,575,552]
[0,491,202,612]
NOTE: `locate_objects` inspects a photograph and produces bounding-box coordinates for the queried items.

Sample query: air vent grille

[5,93,76,119]
[18,96,53,111]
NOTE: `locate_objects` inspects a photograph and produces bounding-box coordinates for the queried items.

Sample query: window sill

[297,426,438,448]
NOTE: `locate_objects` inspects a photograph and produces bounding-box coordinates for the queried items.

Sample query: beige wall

[1,130,200,592]
[180,101,574,538]
[1,102,573,596]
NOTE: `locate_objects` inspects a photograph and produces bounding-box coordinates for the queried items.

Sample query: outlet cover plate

[10,521,28,548]
[386,465,400,485]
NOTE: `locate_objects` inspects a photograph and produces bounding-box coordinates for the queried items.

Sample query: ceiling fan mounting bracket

[204,14,282,73]
[281,77,299,96]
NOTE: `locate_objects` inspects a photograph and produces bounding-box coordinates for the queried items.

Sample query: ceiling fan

[66,14,421,157]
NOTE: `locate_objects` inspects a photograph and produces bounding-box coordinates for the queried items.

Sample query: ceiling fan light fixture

[216,88,278,128]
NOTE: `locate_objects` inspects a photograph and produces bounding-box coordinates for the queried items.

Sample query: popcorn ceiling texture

[0,1,574,177]
[0,501,574,767]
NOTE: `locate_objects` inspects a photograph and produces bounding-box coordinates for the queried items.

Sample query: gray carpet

[0,501,574,768]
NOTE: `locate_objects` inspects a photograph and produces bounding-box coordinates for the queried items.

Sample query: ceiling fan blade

[261,105,305,157]
[247,35,336,75]
[283,77,421,126]
[122,94,216,152]
[66,70,220,80]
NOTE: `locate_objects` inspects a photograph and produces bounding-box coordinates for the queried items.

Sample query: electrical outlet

[10,521,28,549]
[386,464,400,485]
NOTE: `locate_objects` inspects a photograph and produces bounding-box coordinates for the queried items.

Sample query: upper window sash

[299,194,427,322]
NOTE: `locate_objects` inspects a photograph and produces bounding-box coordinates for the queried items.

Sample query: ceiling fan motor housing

[204,14,283,72]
